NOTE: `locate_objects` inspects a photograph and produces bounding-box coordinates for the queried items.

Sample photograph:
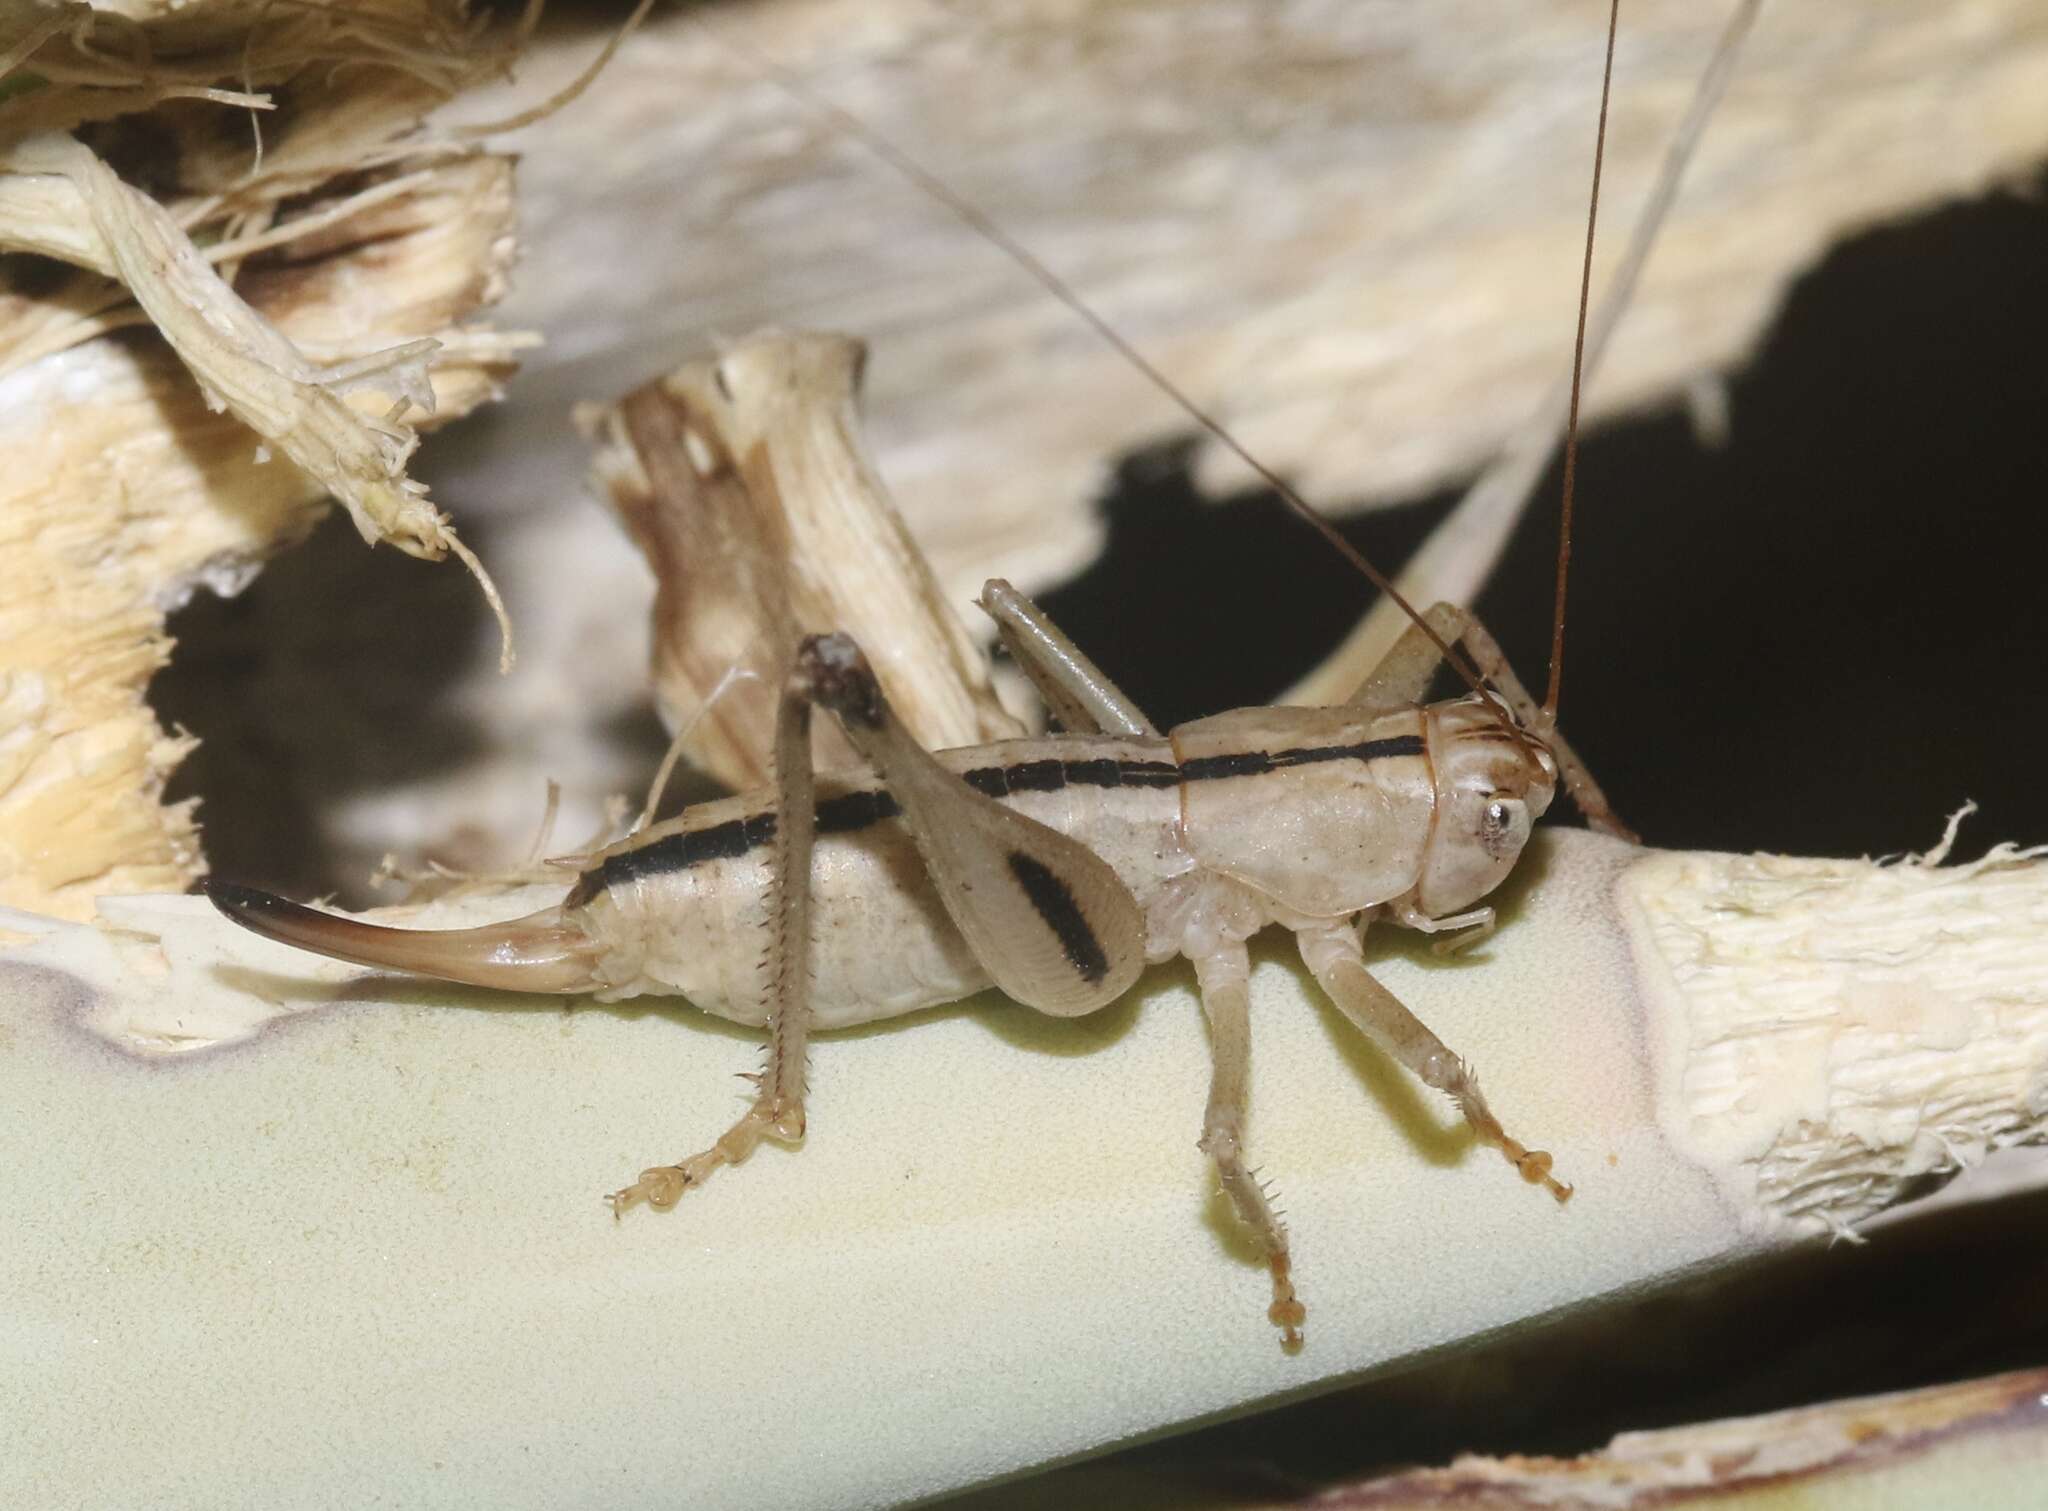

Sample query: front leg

[1295,920,1572,1203]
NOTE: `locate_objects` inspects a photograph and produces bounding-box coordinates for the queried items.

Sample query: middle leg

[1192,942,1307,1351]
[977,578,1158,737]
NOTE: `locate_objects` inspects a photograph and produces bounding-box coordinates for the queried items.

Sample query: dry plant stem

[1625,810,2048,1236]
[467,0,2048,609]
[0,15,64,81]
[583,331,1025,791]
[0,133,493,599]
[0,2,525,921]
[455,0,657,137]
[714,20,1480,702]
[1268,1368,2048,1511]
[0,169,470,379]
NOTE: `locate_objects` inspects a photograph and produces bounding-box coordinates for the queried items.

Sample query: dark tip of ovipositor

[199,878,327,944]
[200,877,286,919]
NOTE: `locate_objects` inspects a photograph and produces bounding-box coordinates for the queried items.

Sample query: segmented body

[563,705,1447,1026]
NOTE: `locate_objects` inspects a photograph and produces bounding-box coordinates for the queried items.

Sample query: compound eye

[1480,797,1526,859]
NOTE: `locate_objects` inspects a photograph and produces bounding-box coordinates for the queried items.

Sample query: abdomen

[565,736,1188,1027]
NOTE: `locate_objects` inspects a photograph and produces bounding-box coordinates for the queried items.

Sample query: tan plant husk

[0,0,544,920]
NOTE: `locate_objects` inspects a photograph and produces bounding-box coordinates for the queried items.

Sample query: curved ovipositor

[203,880,599,995]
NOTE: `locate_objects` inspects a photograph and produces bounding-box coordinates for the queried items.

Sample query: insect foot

[1296,926,1576,1206]
[607,1098,806,1217]
[1267,1256,1307,1355]
[1190,946,1309,1351]
[1198,1123,1307,1352]
[606,1165,693,1215]
[1516,1148,1572,1202]
[1419,1051,1574,1205]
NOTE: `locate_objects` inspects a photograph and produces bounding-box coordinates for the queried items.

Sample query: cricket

[205,0,1675,1351]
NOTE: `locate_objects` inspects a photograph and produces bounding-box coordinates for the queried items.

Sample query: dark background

[1041,181,2048,864]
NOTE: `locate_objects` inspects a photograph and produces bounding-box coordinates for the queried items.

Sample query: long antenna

[706,8,1638,732]
[698,22,1494,706]
[1545,0,1623,721]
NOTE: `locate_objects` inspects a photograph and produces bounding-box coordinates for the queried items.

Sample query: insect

[205,2,1662,1350]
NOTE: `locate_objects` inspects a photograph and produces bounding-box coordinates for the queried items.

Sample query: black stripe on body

[567,740,1406,903]
[957,757,1178,800]
[1004,852,1110,985]
[1177,734,1424,784]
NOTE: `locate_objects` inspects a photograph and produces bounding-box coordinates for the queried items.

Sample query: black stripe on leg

[1004,851,1110,986]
